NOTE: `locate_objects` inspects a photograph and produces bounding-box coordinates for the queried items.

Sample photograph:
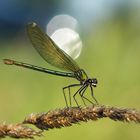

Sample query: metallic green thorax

[74,69,88,82]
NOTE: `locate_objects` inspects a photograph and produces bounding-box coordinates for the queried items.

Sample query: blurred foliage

[0,1,140,140]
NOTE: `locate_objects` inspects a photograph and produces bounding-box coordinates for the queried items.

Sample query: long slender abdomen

[3,59,75,78]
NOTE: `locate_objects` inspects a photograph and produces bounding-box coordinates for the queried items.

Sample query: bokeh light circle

[46,14,82,60]
[51,28,82,60]
[46,14,79,36]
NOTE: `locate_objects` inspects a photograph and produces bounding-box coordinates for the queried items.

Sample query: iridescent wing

[27,22,80,72]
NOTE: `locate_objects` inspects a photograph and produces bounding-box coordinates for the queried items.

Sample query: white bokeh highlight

[47,14,79,36]
[46,14,83,60]
[51,28,82,59]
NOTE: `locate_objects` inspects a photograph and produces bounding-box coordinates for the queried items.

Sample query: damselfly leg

[63,84,81,107]
[63,83,98,107]
[73,85,87,107]
[79,85,88,106]
[90,85,98,104]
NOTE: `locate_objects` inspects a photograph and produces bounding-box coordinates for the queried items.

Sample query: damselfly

[4,22,98,107]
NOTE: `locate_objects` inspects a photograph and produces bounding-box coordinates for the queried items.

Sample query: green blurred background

[0,0,140,140]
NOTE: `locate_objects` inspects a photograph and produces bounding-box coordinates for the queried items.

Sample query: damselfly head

[88,78,97,87]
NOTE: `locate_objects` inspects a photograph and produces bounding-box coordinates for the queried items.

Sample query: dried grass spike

[0,123,43,139]
[23,105,140,131]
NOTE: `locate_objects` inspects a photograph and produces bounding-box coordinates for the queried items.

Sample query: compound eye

[92,78,98,87]
[88,79,92,83]
[91,79,96,83]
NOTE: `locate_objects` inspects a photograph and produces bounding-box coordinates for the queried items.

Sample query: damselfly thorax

[74,69,97,86]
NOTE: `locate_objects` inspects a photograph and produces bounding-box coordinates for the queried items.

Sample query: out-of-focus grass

[0,19,140,140]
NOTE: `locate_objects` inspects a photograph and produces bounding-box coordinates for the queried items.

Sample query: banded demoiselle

[3,22,98,107]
